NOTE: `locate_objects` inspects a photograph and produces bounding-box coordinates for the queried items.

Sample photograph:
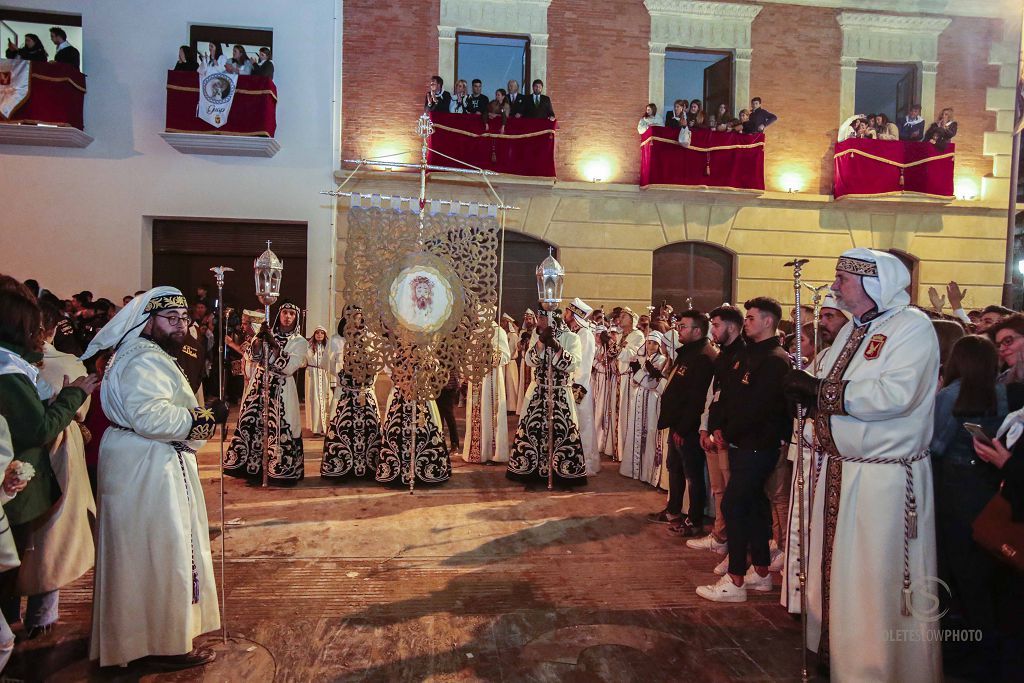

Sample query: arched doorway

[499,231,554,321]
[651,241,735,313]
[888,249,919,303]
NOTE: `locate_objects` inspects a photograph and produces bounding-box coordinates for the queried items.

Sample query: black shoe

[27,624,53,640]
[141,647,217,671]
[647,510,681,524]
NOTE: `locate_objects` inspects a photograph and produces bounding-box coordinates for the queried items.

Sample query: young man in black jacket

[649,310,717,537]
[698,297,792,603]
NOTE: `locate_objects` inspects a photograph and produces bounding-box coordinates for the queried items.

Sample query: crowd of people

[838,103,959,150]
[172,41,275,79]
[637,96,778,145]
[2,255,1023,678]
[424,74,556,131]
[4,26,80,71]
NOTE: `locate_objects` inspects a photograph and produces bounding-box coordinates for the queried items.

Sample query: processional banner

[342,206,500,402]
[196,68,238,128]
[0,59,29,119]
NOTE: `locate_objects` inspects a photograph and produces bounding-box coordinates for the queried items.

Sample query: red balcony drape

[833,138,955,199]
[427,112,557,178]
[1,62,86,130]
[165,70,278,137]
[640,127,765,191]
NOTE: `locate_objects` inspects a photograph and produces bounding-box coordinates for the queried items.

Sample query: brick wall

[750,4,842,195]
[936,16,1000,182]
[546,0,650,183]
[341,0,440,164]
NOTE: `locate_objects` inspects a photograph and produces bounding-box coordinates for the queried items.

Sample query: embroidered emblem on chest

[863,334,887,360]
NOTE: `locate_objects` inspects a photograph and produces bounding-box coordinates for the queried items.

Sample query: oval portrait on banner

[388,265,454,333]
[201,73,234,103]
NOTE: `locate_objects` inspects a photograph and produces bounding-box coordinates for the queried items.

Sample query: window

[663,49,733,122]
[0,9,82,67]
[455,33,529,99]
[498,231,553,320]
[652,242,735,313]
[855,62,918,123]
[189,24,273,66]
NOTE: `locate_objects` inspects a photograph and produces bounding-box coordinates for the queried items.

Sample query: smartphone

[963,422,994,446]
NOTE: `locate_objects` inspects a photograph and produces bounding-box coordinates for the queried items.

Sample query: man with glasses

[82,287,227,670]
[650,310,717,536]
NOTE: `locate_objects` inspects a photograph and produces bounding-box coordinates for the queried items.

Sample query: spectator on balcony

[900,104,926,141]
[484,97,507,133]
[49,27,79,71]
[706,114,718,130]
[715,104,738,132]
[925,108,958,151]
[449,79,470,114]
[874,113,899,140]
[665,100,687,129]
[5,33,47,62]
[490,88,511,121]
[730,109,750,134]
[517,79,555,120]
[467,79,489,114]
[251,47,274,80]
[200,42,227,71]
[637,103,661,134]
[225,45,252,75]
[687,100,705,128]
[173,45,199,72]
[424,75,451,113]
[506,79,525,117]
[838,114,863,142]
[745,97,777,133]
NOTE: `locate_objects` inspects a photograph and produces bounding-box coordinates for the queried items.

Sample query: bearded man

[783,249,941,681]
[83,287,227,670]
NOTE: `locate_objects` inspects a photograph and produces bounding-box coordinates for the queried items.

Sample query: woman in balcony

[225,45,251,75]
[926,108,958,151]
[449,79,470,114]
[665,100,687,129]
[200,42,227,72]
[636,103,660,134]
[173,45,198,72]
[714,103,738,133]
[4,33,47,62]
[875,113,899,141]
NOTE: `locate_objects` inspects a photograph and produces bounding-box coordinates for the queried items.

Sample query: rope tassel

[705,152,711,176]
[908,504,918,539]
[899,169,905,186]
[901,585,912,617]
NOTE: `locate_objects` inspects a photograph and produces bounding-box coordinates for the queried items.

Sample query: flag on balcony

[0,59,30,119]
[196,69,238,128]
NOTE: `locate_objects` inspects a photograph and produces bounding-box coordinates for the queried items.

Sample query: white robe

[504,325,521,413]
[593,345,616,456]
[462,325,510,463]
[18,343,95,594]
[573,326,599,475]
[90,337,219,666]
[615,329,646,460]
[304,343,332,435]
[619,352,666,486]
[805,307,941,682]
[279,333,308,439]
[329,334,345,408]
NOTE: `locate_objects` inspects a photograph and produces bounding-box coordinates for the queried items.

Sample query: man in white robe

[615,308,646,461]
[564,298,599,475]
[783,249,941,681]
[500,314,520,413]
[462,322,510,463]
[82,287,224,670]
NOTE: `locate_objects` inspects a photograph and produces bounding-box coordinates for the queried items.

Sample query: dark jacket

[252,60,275,79]
[744,107,777,133]
[173,60,199,72]
[658,338,718,433]
[665,114,685,129]
[5,45,47,61]
[0,342,86,526]
[53,44,80,70]
[925,121,958,151]
[506,91,526,116]
[425,90,451,113]
[899,117,925,142]
[710,336,792,451]
[520,93,555,119]
[467,93,489,114]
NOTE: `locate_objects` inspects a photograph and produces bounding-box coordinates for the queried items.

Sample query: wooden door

[703,57,733,118]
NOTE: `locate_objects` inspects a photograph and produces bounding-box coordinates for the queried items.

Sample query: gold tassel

[908,506,918,539]
[901,586,912,616]
[899,170,905,186]
[705,154,711,176]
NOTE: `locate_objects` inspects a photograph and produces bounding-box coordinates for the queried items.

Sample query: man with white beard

[563,298,598,475]
[783,249,941,681]
[83,287,227,670]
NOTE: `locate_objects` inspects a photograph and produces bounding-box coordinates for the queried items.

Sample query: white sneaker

[696,574,747,603]
[744,567,773,592]
[769,547,785,572]
[713,556,731,576]
[686,534,728,554]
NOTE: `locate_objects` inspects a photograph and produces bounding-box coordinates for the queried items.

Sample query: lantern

[536,248,564,312]
[254,241,283,307]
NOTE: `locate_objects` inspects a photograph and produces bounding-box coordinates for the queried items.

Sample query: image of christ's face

[412,279,433,310]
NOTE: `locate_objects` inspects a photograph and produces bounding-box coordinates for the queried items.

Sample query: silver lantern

[254,241,283,307]
[535,248,564,313]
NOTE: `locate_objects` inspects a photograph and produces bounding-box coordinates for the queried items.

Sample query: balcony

[639,127,765,192]
[0,61,92,148]
[426,112,557,179]
[833,138,954,200]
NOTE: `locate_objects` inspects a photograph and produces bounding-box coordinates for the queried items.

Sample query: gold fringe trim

[431,123,556,139]
[833,147,954,169]
[166,84,279,101]
[641,135,765,152]
[0,119,77,128]
[30,73,86,93]
[164,127,272,137]
[835,189,954,200]
[640,182,763,193]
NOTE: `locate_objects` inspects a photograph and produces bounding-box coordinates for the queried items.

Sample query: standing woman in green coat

[0,287,97,639]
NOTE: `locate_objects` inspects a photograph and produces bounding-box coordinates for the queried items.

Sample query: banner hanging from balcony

[196,69,238,128]
[833,139,954,200]
[0,59,29,118]
[639,127,765,191]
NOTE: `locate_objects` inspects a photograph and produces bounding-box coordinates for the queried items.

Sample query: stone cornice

[440,0,552,36]
[837,11,952,34]
[762,0,1015,20]
[644,0,762,20]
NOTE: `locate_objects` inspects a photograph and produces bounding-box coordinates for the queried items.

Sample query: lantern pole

[536,248,565,491]
[254,241,283,489]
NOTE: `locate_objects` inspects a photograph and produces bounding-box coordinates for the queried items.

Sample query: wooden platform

[7,416,805,682]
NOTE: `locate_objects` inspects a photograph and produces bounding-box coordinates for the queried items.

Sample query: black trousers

[666,430,707,523]
[436,387,460,448]
[723,447,777,576]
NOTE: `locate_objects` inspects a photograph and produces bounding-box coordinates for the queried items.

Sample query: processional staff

[254,242,284,489]
[536,249,565,491]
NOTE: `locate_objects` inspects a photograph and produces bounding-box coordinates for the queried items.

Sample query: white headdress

[80,286,186,360]
[836,248,910,313]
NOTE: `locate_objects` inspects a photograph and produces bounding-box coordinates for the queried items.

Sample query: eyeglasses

[155,313,191,327]
[997,334,1023,349]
